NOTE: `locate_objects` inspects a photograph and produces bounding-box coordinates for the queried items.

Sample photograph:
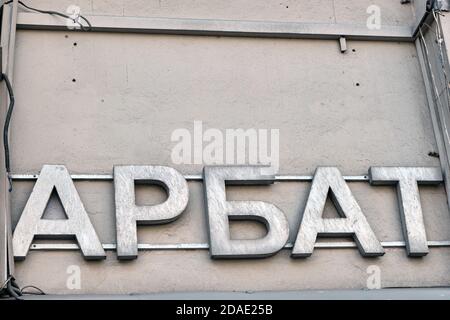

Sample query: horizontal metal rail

[10,173,369,182]
[28,240,450,251]
[16,12,414,41]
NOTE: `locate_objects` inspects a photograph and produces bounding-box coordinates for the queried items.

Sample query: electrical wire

[0,276,22,300]
[0,72,47,299]
[0,276,46,299]
[20,285,46,295]
[0,72,20,298]
[1,0,92,31]
[1,73,14,192]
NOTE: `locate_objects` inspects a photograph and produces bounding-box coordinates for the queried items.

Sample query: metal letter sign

[203,166,289,258]
[11,165,445,260]
[12,165,105,260]
[292,167,384,258]
[369,167,443,256]
[114,166,189,259]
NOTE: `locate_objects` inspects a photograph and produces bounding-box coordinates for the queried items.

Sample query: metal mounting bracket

[339,36,347,53]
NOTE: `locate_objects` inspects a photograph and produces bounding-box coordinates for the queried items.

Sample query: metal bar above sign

[10,173,370,182]
[16,12,414,42]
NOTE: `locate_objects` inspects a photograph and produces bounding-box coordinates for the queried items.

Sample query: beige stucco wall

[9,1,450,294]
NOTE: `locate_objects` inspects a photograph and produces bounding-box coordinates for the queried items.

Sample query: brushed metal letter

[12,165,105,260]
[114,165,189,259]
[292,167,384,258]
[369,167,443,256]
[203,166,289,258]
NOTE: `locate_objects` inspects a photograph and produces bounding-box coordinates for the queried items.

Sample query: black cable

[7,281,21,299]
[1,276,23,300]
[0,73,14,192]
[20,285,46,295]
[0,274,46,299]
[2,0,92,31]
